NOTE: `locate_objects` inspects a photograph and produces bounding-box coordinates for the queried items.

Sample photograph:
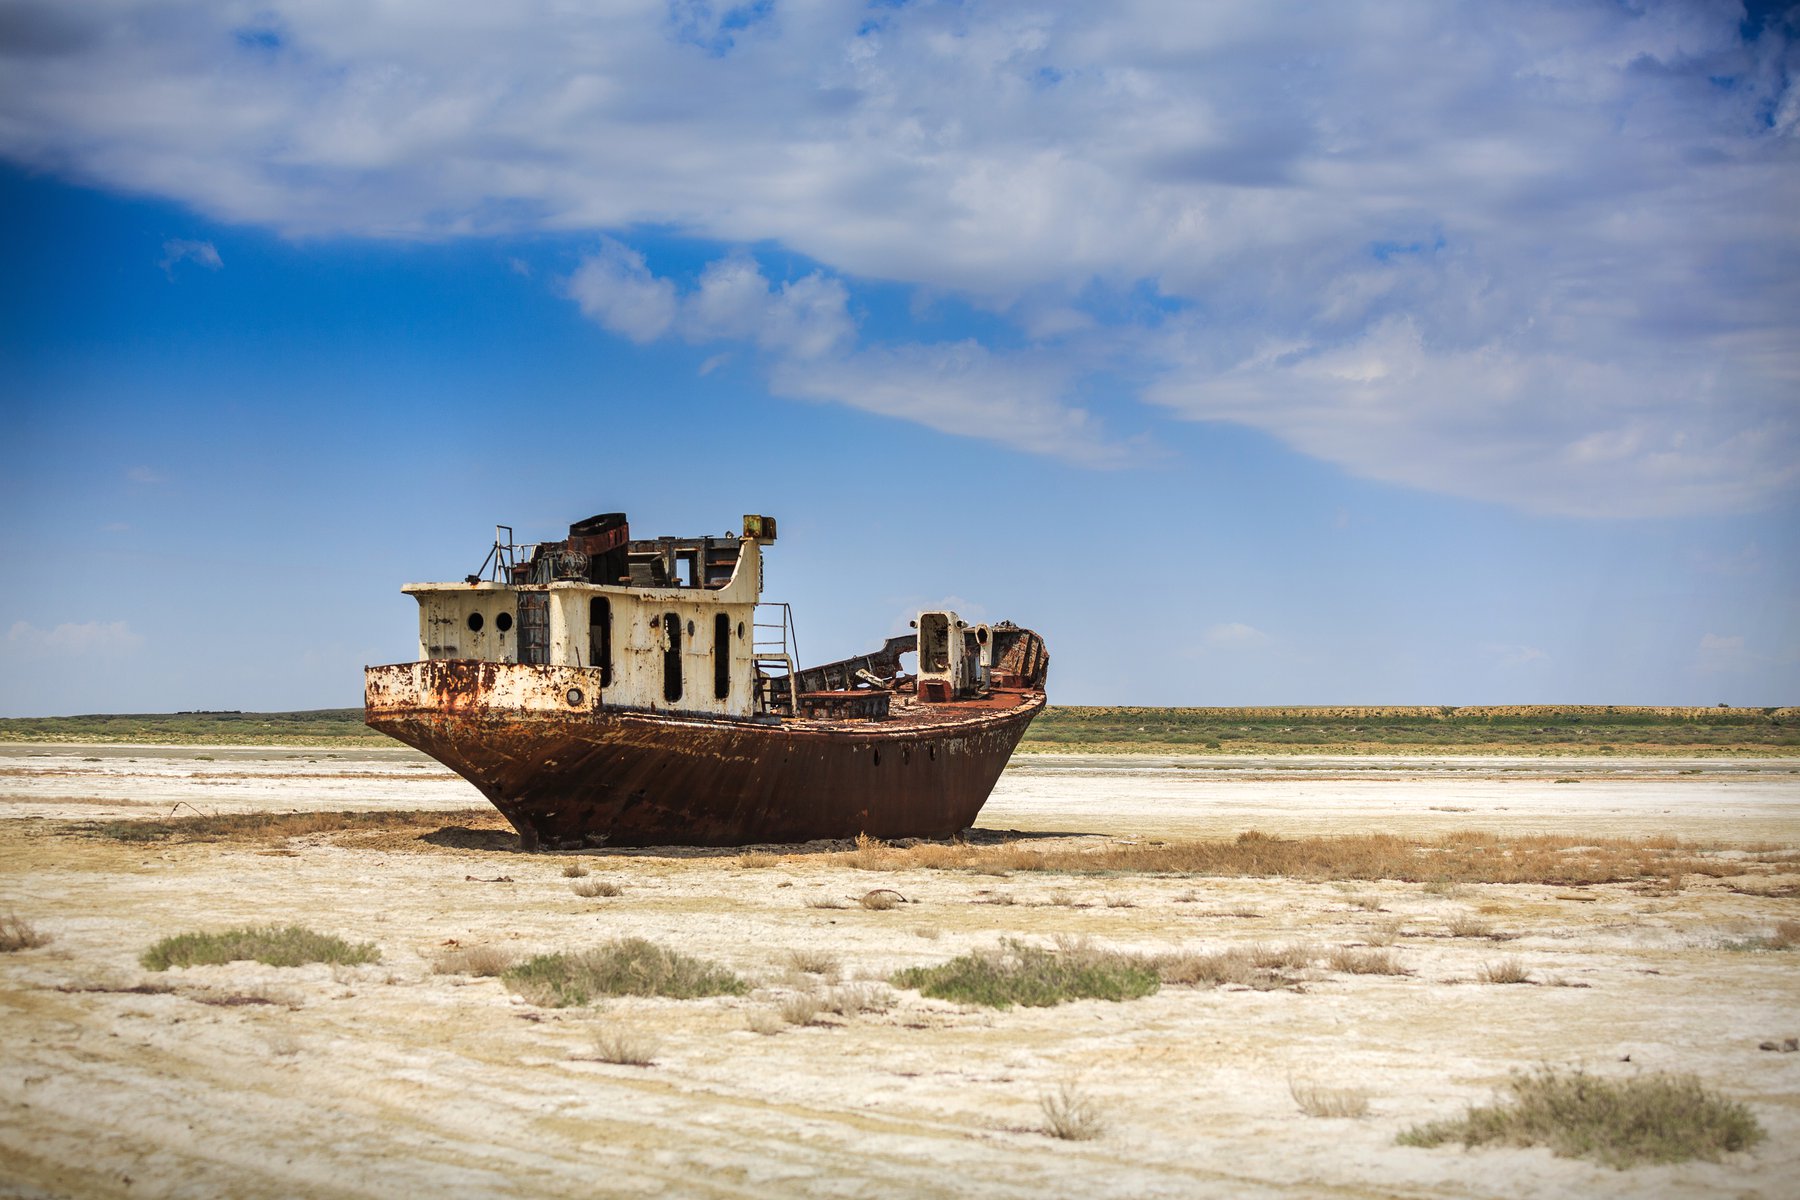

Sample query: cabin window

[466,612,484,632]
[713,613,730,700]
[589,597,613,687]
[495,612,513,632]
[662,610,683,702]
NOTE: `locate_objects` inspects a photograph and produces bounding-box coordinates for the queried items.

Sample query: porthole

[687,619,696,637]
[737,621,746,639]
[566,687,584,706]
[496,612,513,632]
[466,612,485,632]
[649,615,660,629]
[872,748,882,767]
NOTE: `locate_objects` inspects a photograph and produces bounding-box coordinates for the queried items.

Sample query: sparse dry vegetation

[561,861,589,878]
[587,1026,659,1067]
[571,879,622,898]
[142,925,379,971]
[857,888,905,910]
[892,939,1160,1009]
[0,913,51,952]
[738,852,779,869]
[782,948,841,977]
[824,981,895,1016]
[1154,944,1312,991]
[828,829,1795,887]
[1478,958,1533,985]
[1040,1081,1105,1141]
[431,944,516,977]
[1327,947,1407,976]
[1398,1068,1765,1168]
[777,992,824,1026]
[1290,1079,1371,1118]
[503,939,746,1007]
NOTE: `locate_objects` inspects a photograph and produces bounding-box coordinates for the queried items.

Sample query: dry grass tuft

[824,981,895,1016]
[431,944,517,977]
[1398,1067,1764,1168]
[142,925,379,971]
[778,992,825,1026]
[1346,893,1386,911]
[571,879,623,898]
[805,896,848,910]
[827,830,1789,886]
[561,861,589,878]
[1290,1079,1371,1118]
[1155,942,1315,990]
[1327,947,1408,976]
[0,913,52,953]
[1040,1081,1105,1141]
[1479,958,1533,984]
[738,852,780,869]
[746,1008,785,1035]
[587,1026,659,1066]
[782,948,841,978]
[858,889,906,911]
[503,938,745,1007]
[893,939,1160,1009]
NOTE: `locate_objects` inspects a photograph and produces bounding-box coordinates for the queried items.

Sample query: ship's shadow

[418,825,1090,857]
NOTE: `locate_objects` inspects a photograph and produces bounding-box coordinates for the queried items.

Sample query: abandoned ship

[364,513,1049,848]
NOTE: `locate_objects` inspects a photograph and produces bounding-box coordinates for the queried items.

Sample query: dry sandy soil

[1,745,1797,1199]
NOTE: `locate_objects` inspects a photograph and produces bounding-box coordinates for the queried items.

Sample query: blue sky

[2,0,1797,715]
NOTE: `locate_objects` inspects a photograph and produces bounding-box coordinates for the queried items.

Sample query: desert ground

[1,744,1796,1198]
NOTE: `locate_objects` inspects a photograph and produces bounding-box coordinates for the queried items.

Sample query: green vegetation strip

[142,925,380,971]
[1399,1068,1764,1168]
[1021,704,1799,755]
[4,704,1795,753]
[503,938,747,1006]
[891,940,1161,1009]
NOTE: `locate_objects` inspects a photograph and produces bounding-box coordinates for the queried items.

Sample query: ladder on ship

[753,602,801,715]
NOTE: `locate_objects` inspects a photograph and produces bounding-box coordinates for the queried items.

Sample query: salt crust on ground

[1,746,1796,1198]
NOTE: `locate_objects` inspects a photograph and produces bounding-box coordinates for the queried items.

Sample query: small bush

[142,925,379,971]
[1398,1068,1765,1168]
[431,944,516,977]
[779,992,824,1026]
[858,889,905,911]
[0,913,51,952]
[1290,1079,1371,1118]
[561,862,589,878]
[1040,1081,1104,1140]
[1155,943,1314,990]
[738,852,779,869]
[746,1008,785,1035]
[892,939,1160,1009]
[804,897,847,910]
[1328,947,1407,976]
[1446,914,1493,939]
[1479,958,1533,984]
[782,948,841,977]
[588,1026,658,1066]
[825,981,895,1016]
[503,939,746,1007]
[572,879,622,898]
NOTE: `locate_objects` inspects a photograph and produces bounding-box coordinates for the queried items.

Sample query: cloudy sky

[3,0,1797,714]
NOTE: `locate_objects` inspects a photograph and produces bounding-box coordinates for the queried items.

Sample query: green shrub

[891,939,1160,1009]
[503,938,746,1006]
[142,925,379,970]
[1398,1068,1764,1168]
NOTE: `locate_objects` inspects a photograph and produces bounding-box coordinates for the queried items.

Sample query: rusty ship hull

[365,659,1044,849]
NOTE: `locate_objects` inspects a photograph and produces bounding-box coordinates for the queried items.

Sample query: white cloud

[565,238,676,343]
[158,238,221,276]
[771,340,1125,465]
[3,2,1794,514]
[6,620,144,657]
[1481,643,1549,669]
[1202,622,1271,649]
